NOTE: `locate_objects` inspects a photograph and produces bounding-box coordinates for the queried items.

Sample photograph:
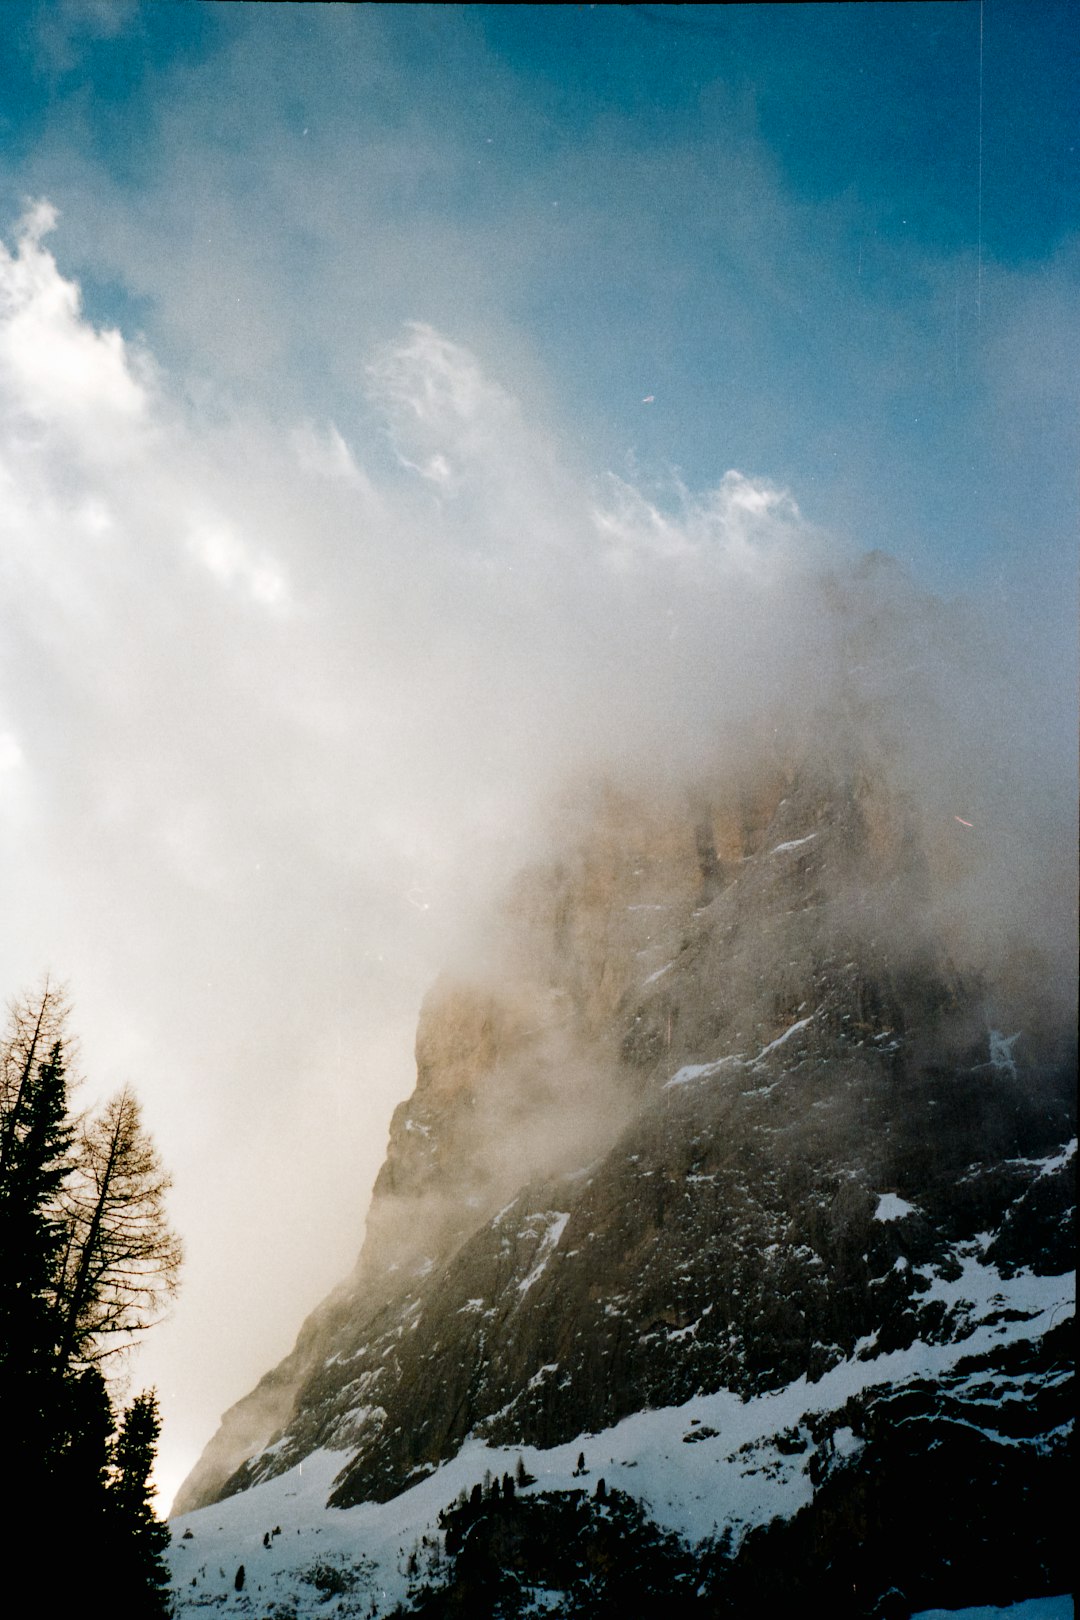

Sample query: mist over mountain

[169,558,1075,1614]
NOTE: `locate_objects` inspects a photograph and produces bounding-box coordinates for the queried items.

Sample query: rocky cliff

[171,754,1074,1617]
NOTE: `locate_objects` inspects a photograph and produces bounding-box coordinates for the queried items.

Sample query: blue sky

[2,2,1076,589]
[1,2,1076,1502]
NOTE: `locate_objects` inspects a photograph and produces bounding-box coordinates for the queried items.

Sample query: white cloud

[0,202,148,448]
[366,322,565,521]
[0,730,23,772]
[0,728,27,821]
[188,518,290,612]
[369,321,512,443]
[592,469,810,579]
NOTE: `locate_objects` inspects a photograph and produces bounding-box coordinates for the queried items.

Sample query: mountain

[169,755,1074,1619]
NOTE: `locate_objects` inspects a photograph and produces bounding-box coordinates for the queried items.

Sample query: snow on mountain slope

[168,1230,1072,1616]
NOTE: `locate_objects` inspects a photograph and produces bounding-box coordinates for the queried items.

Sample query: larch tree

[55,1083,183,1373]
[0,975,70,1180]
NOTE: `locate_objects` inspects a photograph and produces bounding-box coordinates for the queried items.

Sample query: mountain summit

[170,744,1073,1617]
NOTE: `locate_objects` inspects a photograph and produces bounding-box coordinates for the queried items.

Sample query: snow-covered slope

[170,1234,1071,1614]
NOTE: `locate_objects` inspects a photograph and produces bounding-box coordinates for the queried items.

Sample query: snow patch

[912,1599,1073,1620]
[663,1056,743,1090]
[874,1192,917,1223]
[988,1029,1022,1077]
[1037,1137,1076,1176]
[754,1015,815,1062]
[517,1213,570,1296]
[831,1426,863,1459]
[914,1243,1075,1327]
[642,960,674,985]
[1005,1138,1076,1179]
[528,1362,559,1390]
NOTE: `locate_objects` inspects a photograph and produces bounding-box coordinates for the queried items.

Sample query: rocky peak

[175,754,1046,1521]
[170,742,1072,1616]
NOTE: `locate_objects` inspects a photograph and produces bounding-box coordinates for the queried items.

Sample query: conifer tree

[59,1366,116,1580]
[110,1390,172,1617]
[0,1034,72,1493]
[0,1025,83,1593]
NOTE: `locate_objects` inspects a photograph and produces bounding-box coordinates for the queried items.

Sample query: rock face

[173,761,1074,1614]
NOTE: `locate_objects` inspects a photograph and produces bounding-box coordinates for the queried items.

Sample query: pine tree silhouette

[110,1391,172,1616]
[0,1036,72,1522]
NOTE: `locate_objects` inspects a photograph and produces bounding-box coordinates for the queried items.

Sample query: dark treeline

[0,979,181,1615]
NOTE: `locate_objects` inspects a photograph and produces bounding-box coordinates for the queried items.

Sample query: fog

[0,5,1075,1507]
